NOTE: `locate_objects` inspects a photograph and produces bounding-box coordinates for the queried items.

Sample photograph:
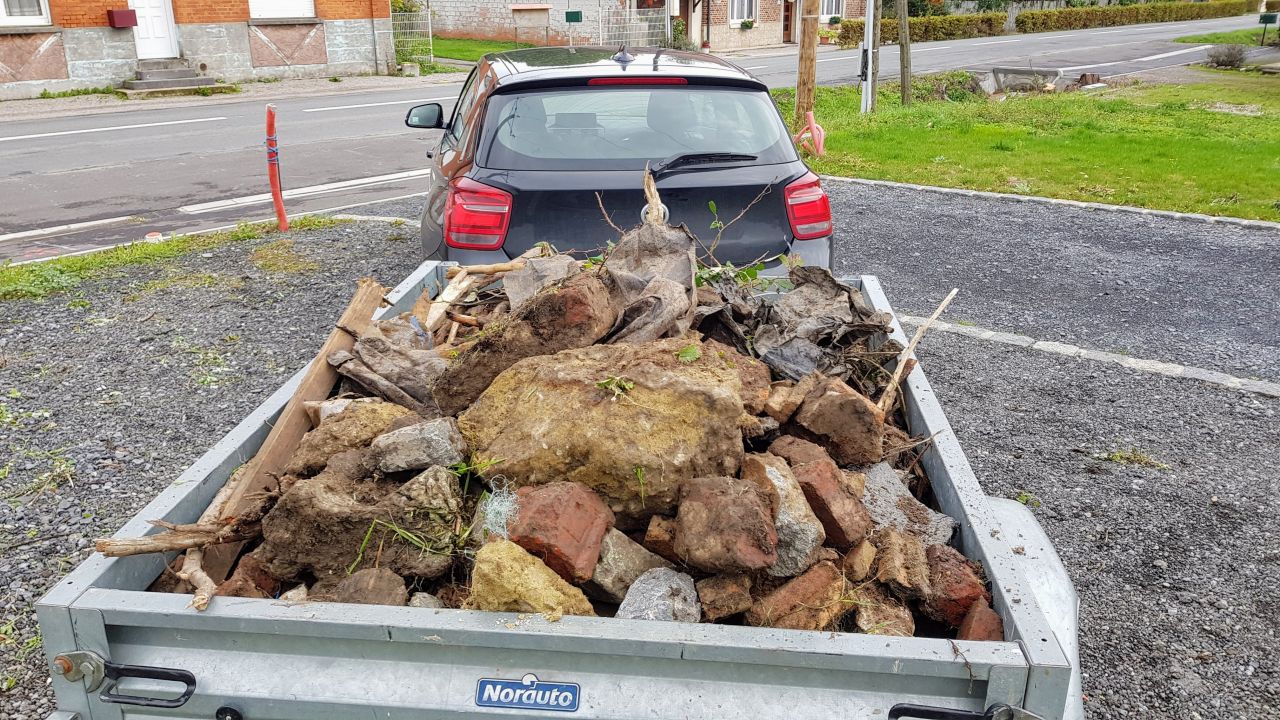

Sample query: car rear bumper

[445,235,832,272]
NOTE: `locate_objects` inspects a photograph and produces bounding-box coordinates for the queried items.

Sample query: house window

[248,0,317,20]
[820,0,844,19]
[729,0,756,22]
[1,0,50,26]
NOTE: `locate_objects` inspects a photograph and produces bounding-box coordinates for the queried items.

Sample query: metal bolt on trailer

[36,262,1083,720]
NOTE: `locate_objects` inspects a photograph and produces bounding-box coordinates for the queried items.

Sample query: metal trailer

[36,262,1084,720]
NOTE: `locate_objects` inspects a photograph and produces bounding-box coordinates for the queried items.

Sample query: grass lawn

[774,70,1280,221]
[1175,27,1279,46]
[427,36,534,62]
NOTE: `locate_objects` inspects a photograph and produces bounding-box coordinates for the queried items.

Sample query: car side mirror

[406,103,445,129]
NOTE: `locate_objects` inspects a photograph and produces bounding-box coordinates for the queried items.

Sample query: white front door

[129,0,179,59]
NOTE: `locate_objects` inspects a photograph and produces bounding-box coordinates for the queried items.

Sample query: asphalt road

[0,14,1261,263]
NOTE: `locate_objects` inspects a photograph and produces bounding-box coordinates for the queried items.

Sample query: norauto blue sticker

[476,673,580,712]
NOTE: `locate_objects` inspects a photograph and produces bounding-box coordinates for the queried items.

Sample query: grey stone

[409,592,443,609]
[860,462,957,546]
[371,417,466,473]
[743,454,825,577]
[583,528,671,603]
[615,567,700,622]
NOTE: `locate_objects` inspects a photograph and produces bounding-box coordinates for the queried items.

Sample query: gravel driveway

[2,187,1277,718]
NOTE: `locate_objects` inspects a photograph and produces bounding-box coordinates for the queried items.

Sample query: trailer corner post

[265,104,289,232]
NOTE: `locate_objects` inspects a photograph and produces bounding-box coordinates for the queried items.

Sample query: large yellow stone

[465,540,595,621]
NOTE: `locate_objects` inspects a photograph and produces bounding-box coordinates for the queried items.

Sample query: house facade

[0,0,395,99]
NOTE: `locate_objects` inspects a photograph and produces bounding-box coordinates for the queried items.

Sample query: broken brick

[957,598,1004,642]
[741,453,825,577]
[745,561,851,631]
[853,582,915,637]
[507,481,615,584]
[788,376,885,466]
[696,574,754,622]
[643,515,681,564]
[768,436,872,550]
[673,476,778,574]
[921,544,991,627]
[874,528,932,600]
[763,373,820,423]
[842,539,877,582]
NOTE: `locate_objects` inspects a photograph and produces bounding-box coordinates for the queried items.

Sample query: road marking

[816,54,858,63]
[0,117,226,143]
[7,191,430,267]
[899,316,1280,398]
[0,215,136,245]
[974,39,1022,45]
[178,169,433,214]
[744,65,768,70]
[1060,45,1209,71]
[1039,33,1079,39]
[301,96,455,112]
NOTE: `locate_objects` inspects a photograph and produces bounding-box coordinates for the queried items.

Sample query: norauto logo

[476,673,581,712]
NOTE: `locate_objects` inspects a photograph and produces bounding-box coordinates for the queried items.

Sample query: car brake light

[587,77,688,85]
[784,172,832,240]
[445,177,512,250]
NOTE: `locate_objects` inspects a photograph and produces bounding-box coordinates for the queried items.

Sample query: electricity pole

[796,0,820,123]
[859,0,875,112]
[897,0,912,105]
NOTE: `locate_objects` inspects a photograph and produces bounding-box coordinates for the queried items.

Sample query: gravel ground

[917,330,1279,720]
[0,220,422,717]
[826,181,1280,382]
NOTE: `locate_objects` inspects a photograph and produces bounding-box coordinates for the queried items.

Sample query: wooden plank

[202,277,386,581]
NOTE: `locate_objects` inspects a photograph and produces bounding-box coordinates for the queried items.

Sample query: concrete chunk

[616,567,701,622]
[741,453,825,577]
[861,462,957,546]
[370,417,467,473]
[584,528,672,603]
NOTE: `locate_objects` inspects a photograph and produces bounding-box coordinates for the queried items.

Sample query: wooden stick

[202,278,385,582]
[446,310,480,327]
[422,269,475,333]
[877,288,958,413]
[446,321,461,345]
[446,261,524,279]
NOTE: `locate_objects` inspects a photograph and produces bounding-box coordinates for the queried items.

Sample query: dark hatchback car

[404,46,832,270]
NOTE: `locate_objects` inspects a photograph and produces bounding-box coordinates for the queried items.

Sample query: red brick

[507,481,614,584]
[745,561,851,631]
[921,544,990,627]
[673,476,778,574]
[788,377,885,466]
[696,574,753,621]
[643,515,680,564]
[957,598,1004,642]
[769,436,872,549]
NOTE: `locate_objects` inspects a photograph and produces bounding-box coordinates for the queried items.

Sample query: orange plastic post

[265,104,289,232]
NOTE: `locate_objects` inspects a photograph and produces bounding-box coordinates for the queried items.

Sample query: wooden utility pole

[795,0,820,123]
[897,0,912,105]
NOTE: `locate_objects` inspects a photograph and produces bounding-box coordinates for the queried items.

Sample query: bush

[1267,0,1279,11]
[838,12,1005,47]
[1015,0,1249,33]
[1207,44,1247,68]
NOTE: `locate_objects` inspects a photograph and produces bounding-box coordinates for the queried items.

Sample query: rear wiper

[651,152,758,176]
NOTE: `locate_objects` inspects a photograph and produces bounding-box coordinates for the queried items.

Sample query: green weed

[250,239,321,274]
[1099,448,1170,470]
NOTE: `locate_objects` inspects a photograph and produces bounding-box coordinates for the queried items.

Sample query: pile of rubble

[98,182,1002,642]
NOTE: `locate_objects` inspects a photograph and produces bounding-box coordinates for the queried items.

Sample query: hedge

[838,12,1005,46]
[1266,0,1279,11]
[1014,0,1249,33]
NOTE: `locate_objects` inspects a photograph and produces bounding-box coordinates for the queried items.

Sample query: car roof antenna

[612,45,635,66]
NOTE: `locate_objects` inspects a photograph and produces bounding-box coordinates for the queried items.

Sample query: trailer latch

[54,650,196,708]
[889,702,1048,720]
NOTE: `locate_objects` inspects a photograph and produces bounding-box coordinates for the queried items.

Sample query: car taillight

[444,177,512,250]
[784,172,832,240]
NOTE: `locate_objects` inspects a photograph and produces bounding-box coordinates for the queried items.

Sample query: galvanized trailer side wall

[860,276,1074,718]
[37,268,1069,719]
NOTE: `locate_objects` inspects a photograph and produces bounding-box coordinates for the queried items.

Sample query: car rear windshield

[476,85,798,171]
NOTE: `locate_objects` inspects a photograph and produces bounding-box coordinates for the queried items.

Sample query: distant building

[424,0,858,52]
[0,0,395,100]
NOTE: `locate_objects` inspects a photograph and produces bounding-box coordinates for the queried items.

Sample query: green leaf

[707,200,718,215]
[676,345,702,363]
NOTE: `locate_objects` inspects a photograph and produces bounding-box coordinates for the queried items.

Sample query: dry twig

[595,191,624,235]
[877,288,958,413]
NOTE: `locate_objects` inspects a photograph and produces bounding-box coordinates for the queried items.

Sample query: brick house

[425,0,857,53]
[0,0,395,99]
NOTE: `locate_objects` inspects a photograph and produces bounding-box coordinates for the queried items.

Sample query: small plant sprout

[595,376,635,399]
[675,344,702,363]
[634,466,648,506]
[1015,491,1041,508]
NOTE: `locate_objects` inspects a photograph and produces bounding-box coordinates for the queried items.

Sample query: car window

[477,86,797,171]
[448,69,484,144]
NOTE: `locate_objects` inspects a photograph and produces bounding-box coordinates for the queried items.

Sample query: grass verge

[774,69,1280,221]
[38,86,124,100]
[400,36,534,63]
[0,216,345,302]
[1176,27,1279,46]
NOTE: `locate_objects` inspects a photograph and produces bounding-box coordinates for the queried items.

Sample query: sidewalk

[0,72,469,123]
